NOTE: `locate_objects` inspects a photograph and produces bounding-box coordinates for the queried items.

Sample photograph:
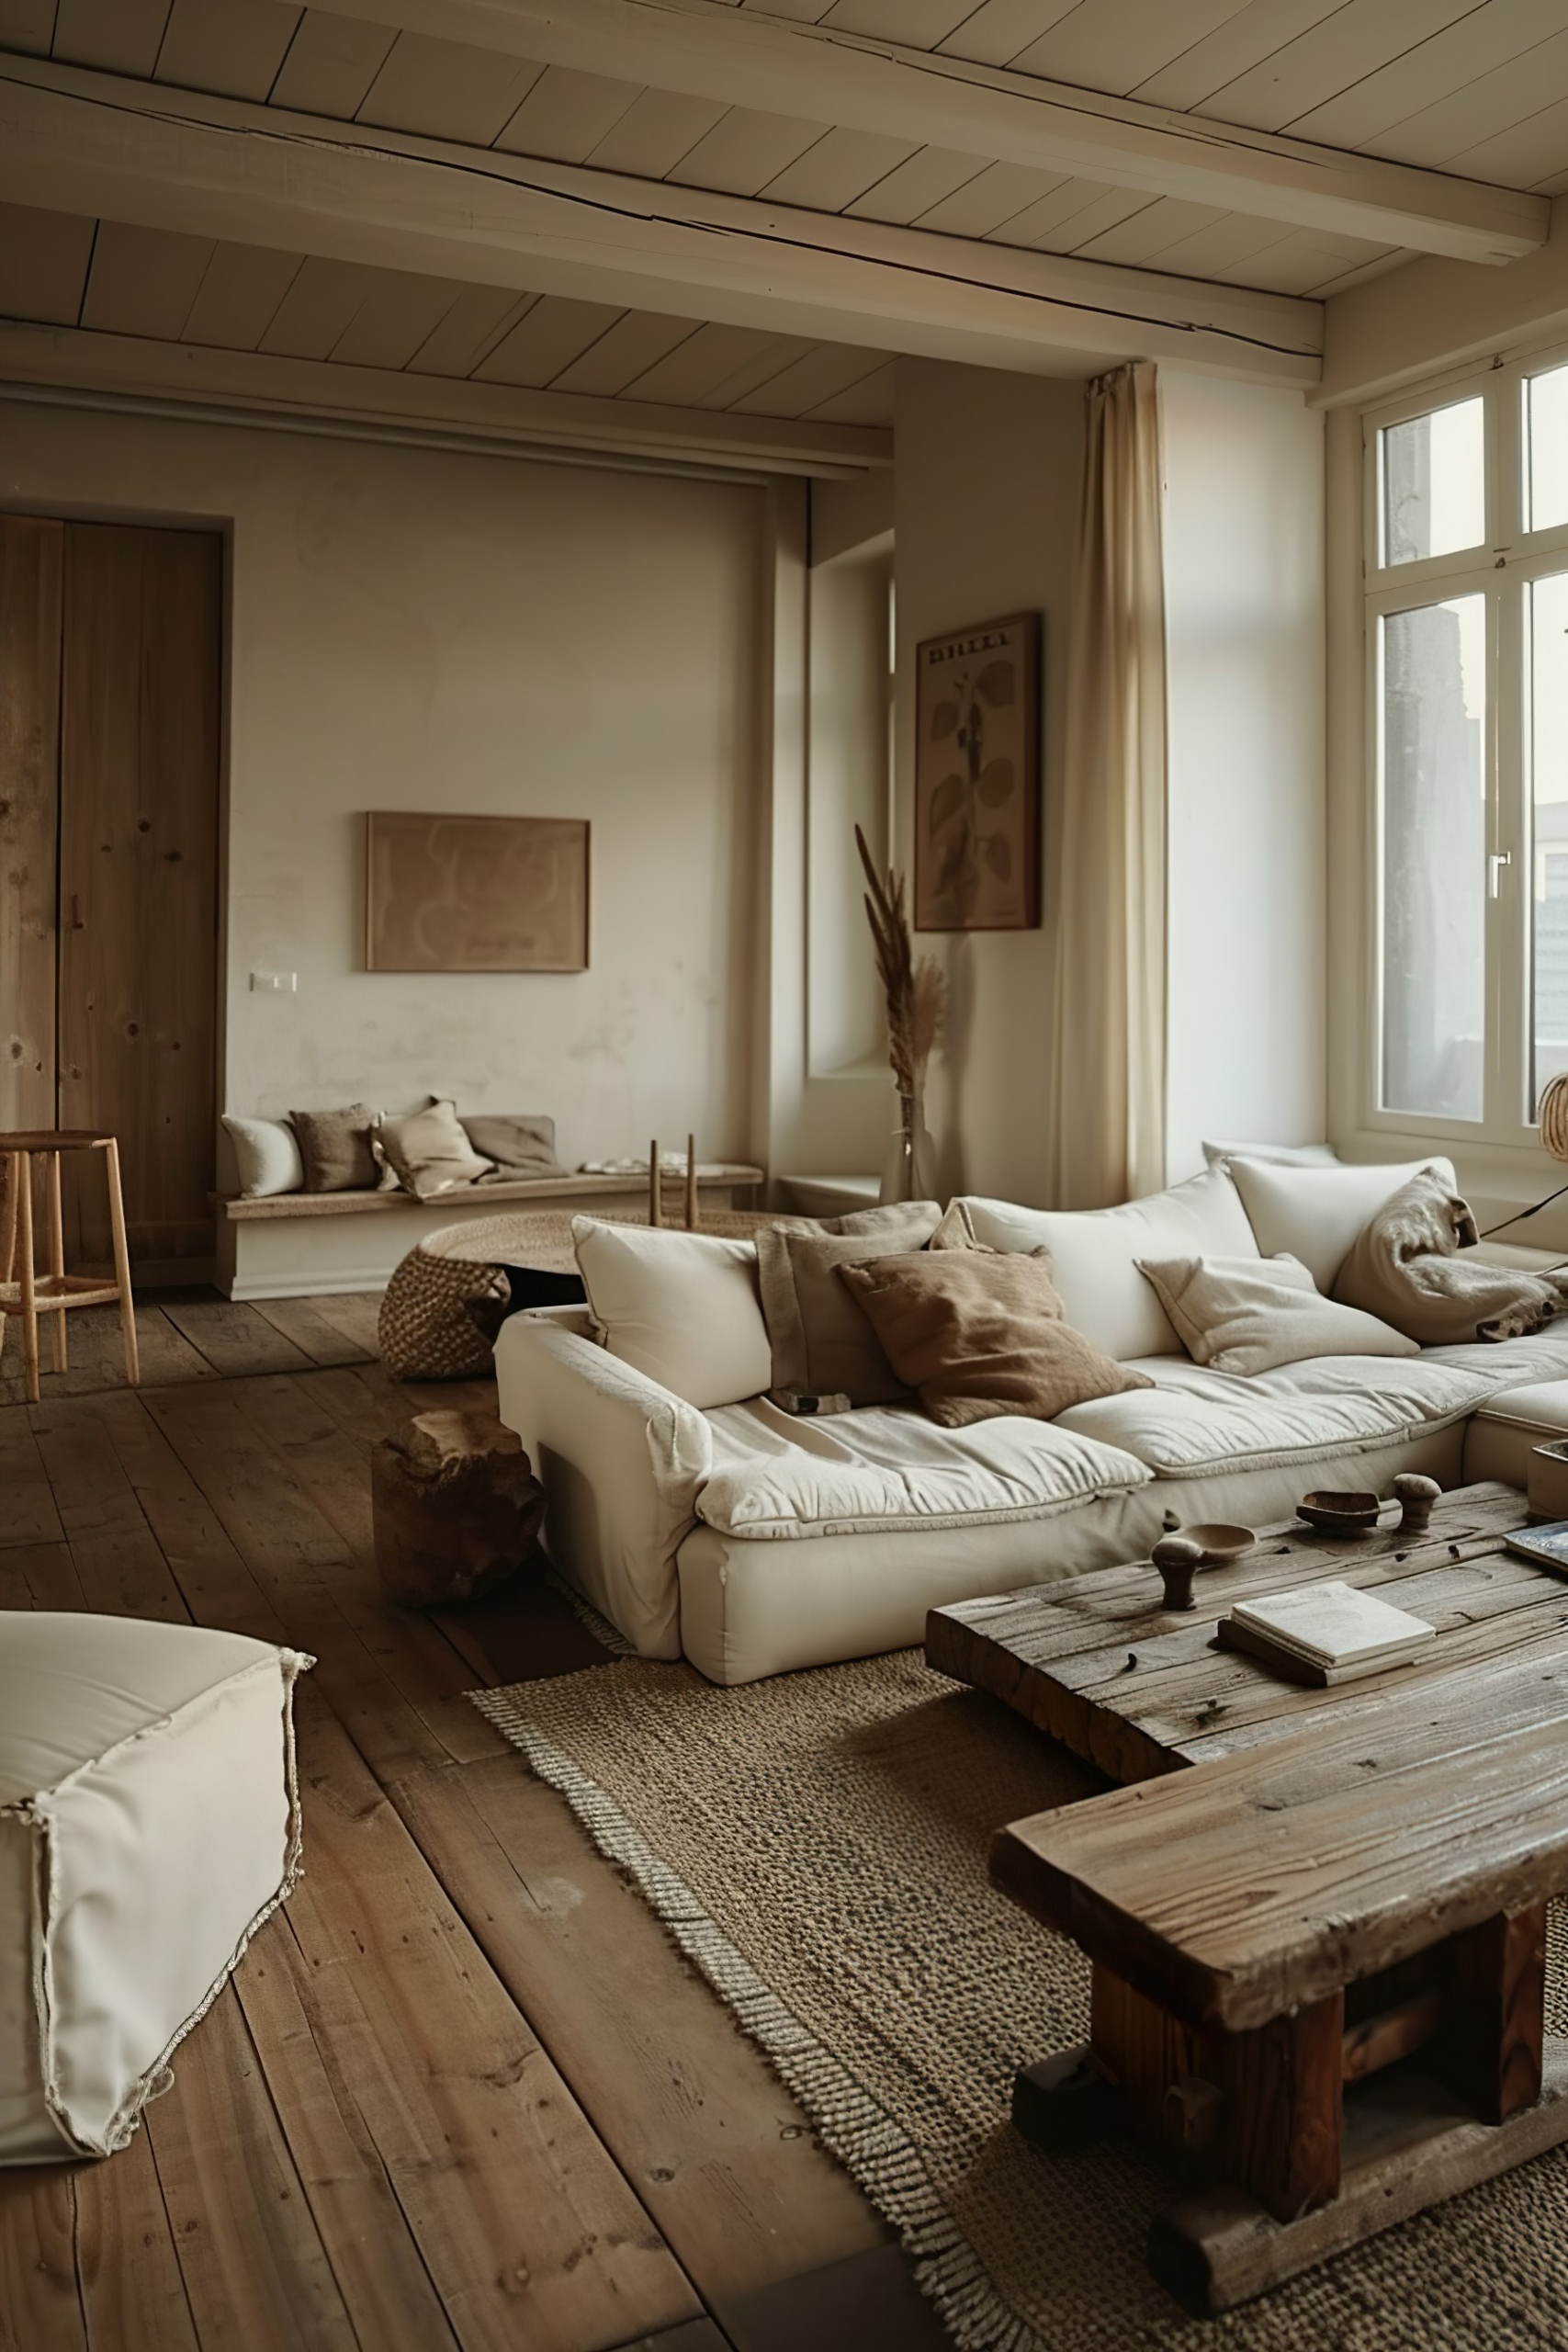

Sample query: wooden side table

[0,1132,139,1404]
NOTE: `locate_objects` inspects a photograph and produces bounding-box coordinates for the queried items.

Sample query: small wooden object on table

[928,1480,1568,2311]
[0,1130,138,1406]
[372,1408,545,1606]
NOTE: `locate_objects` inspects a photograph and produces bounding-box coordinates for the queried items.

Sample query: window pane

[1380,594,1486,1120]
[1380,396,1484,566]
[1526,364,1568,534]
[1531,571,1568,1114]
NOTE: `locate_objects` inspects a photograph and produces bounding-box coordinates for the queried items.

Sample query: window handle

[1490,851,1513,899]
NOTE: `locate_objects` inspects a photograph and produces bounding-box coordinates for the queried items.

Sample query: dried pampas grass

[854,825,944,1098]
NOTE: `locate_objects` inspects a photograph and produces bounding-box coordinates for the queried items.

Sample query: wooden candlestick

[649,1138,661,1227]
[685,1135,698,1230]
[1152,1535,1204,1613]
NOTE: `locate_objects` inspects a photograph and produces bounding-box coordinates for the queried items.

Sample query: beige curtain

[1046,358,1168,1209]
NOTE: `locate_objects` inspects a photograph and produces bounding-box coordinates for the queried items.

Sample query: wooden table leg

[1437,1901,1546,2124]
[104,1136,139,1387]
[16,1151,39,1406]
[46,1148,66,1373]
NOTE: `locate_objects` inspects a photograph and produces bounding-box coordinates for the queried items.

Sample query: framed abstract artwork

[913,613,1042,932]
[365,812,590,972]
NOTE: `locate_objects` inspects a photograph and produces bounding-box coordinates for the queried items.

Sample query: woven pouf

[378,1208,787,1381]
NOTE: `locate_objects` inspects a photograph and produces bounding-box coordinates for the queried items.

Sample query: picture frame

[913,612,1042,932]
[365,812,590,973]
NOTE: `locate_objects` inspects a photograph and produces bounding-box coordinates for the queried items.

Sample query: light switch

[250,970,298,993]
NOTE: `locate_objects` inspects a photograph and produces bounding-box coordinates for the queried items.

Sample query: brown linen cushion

[376,1098,495,1201]
[1333,1166,1568,1342]
[838,1250,1152,1429]
[755,1231,911,1408]
[289,1102,379,1193]
[461,1113,566,1183]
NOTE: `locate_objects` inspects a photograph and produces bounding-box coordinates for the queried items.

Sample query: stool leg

[0,1151,16,1284]
[105,1137,139,1388]
[17,1152,39,1407]
[47,1149,66,1374]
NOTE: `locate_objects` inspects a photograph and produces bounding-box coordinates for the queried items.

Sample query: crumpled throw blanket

[1333,1167,1568,1343]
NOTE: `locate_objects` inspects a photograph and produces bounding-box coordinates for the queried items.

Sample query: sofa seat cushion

[694,1396,1151,1541]
[1058,1333,1568,1478]
[0,1613,310,2165]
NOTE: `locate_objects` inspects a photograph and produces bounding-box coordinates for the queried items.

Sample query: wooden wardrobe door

[0,514,62,1132]
[58,523,221,1272]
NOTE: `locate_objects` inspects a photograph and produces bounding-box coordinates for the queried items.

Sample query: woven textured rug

[473,1653,1568,2351]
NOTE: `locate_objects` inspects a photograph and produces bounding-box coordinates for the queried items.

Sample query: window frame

[1357,342,1568,1159]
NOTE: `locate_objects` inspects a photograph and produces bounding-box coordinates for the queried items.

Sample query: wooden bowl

[1297,1489,1382,1536]
[1180,1522,1255,1565]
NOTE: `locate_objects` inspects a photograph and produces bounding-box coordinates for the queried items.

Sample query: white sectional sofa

[494,1159,1568,1685]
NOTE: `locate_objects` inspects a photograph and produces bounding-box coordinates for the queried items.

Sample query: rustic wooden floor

[0,1294,951,2352]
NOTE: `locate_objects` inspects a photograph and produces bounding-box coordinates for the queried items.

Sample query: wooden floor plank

[145,1981,360,2352]
[389,1757,895,2341]
[0,2166,88,2351]
[28,1396,191,1623]
[0,1304,216,1409]
[0,1406,66,1546]
[162,1298,318,1380]
[0,1537,88,1611]
[282,1690,703,2352]
[73,2122,201,2352]
[253,1295,376,1368]
[233,1926,462,2352]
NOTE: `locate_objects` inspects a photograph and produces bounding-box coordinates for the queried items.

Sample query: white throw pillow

[1229,1156,1457,1291]
[572,1217,772,1409]
[943,1167,1258,1361]
[222,1114,303,1199]
[1137,1250,1420,1377]
[1201,1139,1340,1170]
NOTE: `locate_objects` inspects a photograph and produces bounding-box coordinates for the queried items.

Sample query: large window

[1365,351,1568,1143]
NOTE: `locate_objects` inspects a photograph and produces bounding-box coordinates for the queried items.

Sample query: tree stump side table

[372,1408,545,1607]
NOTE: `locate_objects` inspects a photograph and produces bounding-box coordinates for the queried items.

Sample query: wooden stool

[0,1132,139,1405]
[371,1408,544,1607]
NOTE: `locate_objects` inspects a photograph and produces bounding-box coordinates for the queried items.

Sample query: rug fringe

[472,1685,1051,2352]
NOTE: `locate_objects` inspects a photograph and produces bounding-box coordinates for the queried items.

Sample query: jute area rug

[474,1652,1568,2352]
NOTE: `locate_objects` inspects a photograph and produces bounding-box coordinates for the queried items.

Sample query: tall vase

[879,1086,938,1204]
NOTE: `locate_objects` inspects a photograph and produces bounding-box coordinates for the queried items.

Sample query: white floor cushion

[0,1613,311,2165]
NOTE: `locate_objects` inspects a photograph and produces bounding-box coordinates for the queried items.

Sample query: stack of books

[1216,1579,1437,1686]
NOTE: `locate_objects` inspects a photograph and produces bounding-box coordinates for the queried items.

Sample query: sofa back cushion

[940,1167,1257,1360]
[1229,1156,1457,1292]
[571,1218,772,1409]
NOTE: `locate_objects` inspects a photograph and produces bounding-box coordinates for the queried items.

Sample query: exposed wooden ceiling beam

[324,0,1548,266]
[0,320,890,474]
[0,60,1322,389]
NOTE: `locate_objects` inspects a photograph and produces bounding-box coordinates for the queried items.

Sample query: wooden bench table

[925,1482,1568,2310]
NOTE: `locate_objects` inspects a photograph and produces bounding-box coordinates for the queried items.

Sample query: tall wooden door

[57,524,221,1272]
[0,515,62,1135]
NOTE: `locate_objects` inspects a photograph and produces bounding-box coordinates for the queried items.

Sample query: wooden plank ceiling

[0,198,898,424]
[6,0,1567,304]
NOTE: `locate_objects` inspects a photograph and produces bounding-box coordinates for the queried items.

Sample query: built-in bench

[218,1164,764,1299]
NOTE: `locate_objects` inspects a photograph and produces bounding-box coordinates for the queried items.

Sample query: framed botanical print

[366,812,590,972]
[913,613,1042,932]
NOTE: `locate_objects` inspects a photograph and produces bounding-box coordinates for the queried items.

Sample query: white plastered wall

[2,403,768,1193]
[1161,369,1328,1180]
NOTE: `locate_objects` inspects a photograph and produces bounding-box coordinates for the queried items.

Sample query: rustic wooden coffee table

[927,1482,1568,2312]
[926,1481,1555,1783]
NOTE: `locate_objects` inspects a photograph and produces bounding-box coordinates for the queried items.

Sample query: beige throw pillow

[288,1102,379,1193]
[1227,1156,1457,1290]
[1137,1250,1419,1377]
[756,1229,919,1408]
[462,1113,565,1182]
[376,1099,494,1200]
[839,1251,1152,1429]
[572,1216,772,1409]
